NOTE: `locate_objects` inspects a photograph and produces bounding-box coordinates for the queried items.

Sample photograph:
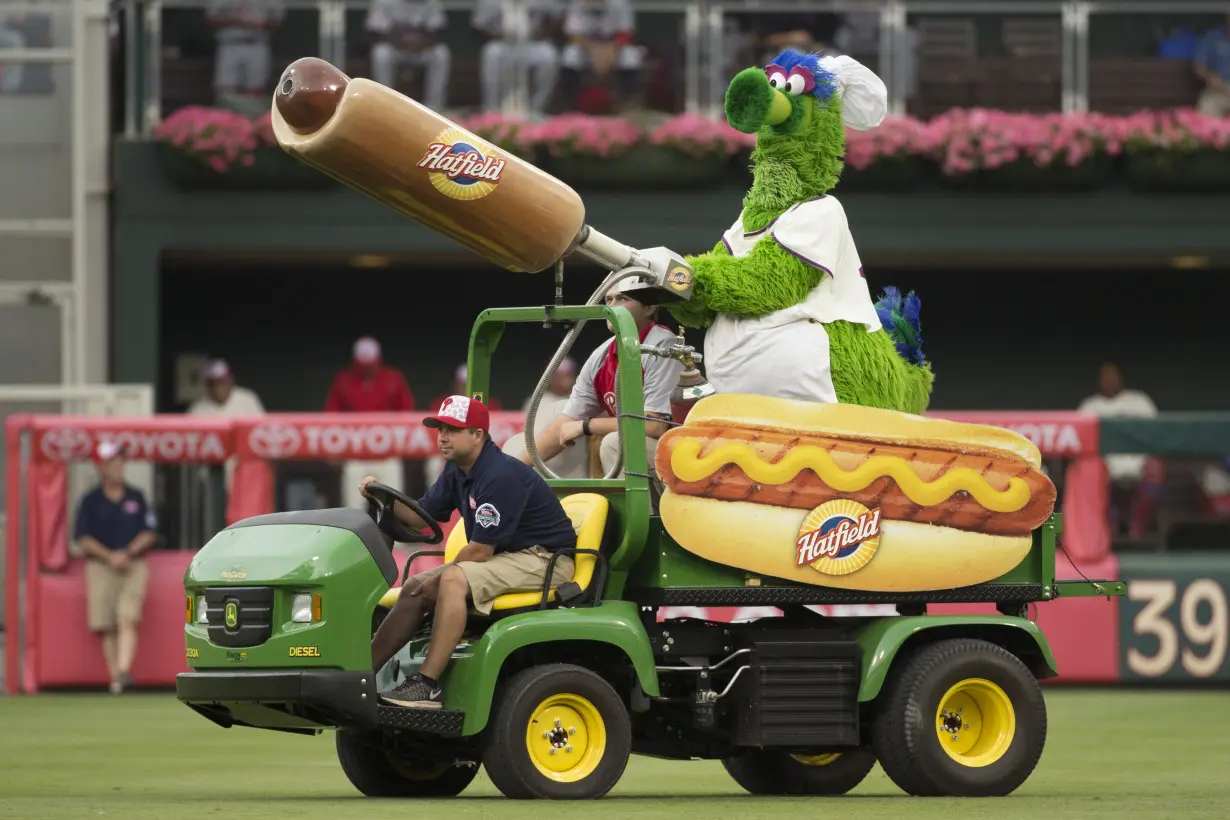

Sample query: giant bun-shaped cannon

[272,57,591,274]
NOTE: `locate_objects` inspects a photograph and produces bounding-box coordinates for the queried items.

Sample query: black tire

[481,663,632,799]
[335,730,479,797]
[870,638,1047,797]
[722,748,877,795]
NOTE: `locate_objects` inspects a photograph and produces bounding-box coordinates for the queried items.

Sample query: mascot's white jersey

[703,196,882,403]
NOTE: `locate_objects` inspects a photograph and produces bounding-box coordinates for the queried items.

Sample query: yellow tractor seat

[377,493,609,612]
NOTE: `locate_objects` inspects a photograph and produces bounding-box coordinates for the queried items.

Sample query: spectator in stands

[727,5,841,67]
[522,356,577,412]
[474,0,562,115]
[325,336,416,508]
[1078,362,1162,538]
[503,356,587,478]
[559,0,646,112]
[0,13,25,93]
[206,0,285,114]
[1194,13,1230,116]
[367,0,451,112]
[189,358,265,417]
[73,441,158,695]
[187,358,265,488]
[517,278,683,476]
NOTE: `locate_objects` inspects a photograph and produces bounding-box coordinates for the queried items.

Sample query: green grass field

[0,689,1227,819]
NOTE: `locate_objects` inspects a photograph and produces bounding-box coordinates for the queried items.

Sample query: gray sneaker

[380,674,443,709]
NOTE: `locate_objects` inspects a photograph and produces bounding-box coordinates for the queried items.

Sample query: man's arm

[520,412,579,465]
[451,541,496,563]
[126,530,159,558]
[76,535,114,562]
[323,374,345,412]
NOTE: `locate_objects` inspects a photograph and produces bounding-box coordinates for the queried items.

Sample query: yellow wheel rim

[935,677,1016,768]
[791,753,842,766]
[525,693,606,783]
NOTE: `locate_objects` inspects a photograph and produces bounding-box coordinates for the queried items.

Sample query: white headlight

[291,594,313,623]
[195,596,208,624]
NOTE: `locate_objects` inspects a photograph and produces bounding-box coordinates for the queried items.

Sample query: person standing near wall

[73,442,158,695]
[325,336,417,509]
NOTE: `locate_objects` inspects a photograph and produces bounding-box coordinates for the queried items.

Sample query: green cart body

[178,305,1127,799]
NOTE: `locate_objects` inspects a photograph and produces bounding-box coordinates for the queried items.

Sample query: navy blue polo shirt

[73,485,157,551]
[418,439,576,554]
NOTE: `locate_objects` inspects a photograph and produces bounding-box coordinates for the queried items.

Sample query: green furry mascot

[668,50,934,415]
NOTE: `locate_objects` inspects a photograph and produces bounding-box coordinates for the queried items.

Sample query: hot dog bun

[654,394,1056,592]
[659,493,1033,591]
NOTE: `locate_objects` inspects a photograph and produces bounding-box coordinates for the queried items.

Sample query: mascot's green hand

[668,242,723,328]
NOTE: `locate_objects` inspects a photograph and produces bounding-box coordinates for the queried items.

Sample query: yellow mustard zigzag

[669,439,1031,512]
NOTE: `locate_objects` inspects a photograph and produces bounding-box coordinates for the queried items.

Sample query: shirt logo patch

[439,395,471,424]
[469,496,477,509]
[474,503,501,528]
[123,499,140,515]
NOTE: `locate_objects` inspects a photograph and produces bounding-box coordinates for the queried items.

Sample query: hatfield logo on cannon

[795,499,882,576]
[418,127,506,201]
[37,427,228,462]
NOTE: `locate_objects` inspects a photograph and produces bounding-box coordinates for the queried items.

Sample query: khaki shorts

[410,547,575,615]
[85,556,149,632]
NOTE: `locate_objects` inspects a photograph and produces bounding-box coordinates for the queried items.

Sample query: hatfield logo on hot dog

[655,394,1058,592]
[796,500,882,574]
[418,127,506,201]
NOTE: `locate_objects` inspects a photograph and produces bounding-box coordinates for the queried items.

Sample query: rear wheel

[335,730,479,797]
[722,748,877,795]
[870,638,1047,797]
[481,664,632,799]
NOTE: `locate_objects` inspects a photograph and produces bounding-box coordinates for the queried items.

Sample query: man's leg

[371,565,444,672]
[370,42,398,88]
[421,42,451,111]
[86,560,121,685]
[527,40,560,114]
[113,559,149,690]
[480,40,507,111]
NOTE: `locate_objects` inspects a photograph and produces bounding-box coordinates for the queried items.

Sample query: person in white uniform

[518,279,682,476]
[206,0,285,106]
[366,0,452,111]
[559,0,645,106]
[473,0,562,114]
[694,54,889,405]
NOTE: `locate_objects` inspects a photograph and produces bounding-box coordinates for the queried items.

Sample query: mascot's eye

[784,74,808,96]
[766,70,787,90]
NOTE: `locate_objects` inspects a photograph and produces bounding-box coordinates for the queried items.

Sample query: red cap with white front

[422,395,490,432]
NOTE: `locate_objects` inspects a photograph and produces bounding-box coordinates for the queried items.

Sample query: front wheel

[481,663,632,799]
[870,638,1047,797]
[722,748,877,795]
[335,730,479,797]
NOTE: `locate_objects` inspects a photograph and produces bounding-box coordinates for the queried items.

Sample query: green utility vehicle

[178,276,1126,801]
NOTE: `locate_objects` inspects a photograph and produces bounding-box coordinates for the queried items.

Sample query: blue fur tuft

[874,287,926,366]
[768,49,839,103]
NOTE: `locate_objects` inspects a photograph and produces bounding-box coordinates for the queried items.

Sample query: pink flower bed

[646,113,753,158]
[844,115,939,170]
[926,109,1126,174]
[153,106,261,172]
[517,113,643,158]
[156,105,1230,177]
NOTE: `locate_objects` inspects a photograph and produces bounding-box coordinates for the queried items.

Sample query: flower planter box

[156,143,337,191]
[1125,150,1230,193]
[939,155,1113,192]
[542,144,729,190]
[836,155,927,192]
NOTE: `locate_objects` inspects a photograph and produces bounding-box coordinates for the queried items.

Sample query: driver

[362,394,578,710]
[518,277,684,476]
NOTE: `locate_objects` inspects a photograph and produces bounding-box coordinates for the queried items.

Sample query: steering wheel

[362,482,444,546]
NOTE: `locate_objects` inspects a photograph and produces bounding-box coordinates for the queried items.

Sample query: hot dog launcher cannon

[271,56,711,477]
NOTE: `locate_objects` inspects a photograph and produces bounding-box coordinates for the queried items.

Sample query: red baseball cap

[423,395,490,432]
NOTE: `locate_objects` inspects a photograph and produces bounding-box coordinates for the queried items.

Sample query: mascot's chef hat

[818,54,888,131]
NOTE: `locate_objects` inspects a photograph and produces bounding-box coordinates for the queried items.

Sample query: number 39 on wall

[1122,577,1229,681]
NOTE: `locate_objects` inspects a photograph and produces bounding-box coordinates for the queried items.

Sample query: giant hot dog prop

[655,395,1058,592]
[271,57,687,283]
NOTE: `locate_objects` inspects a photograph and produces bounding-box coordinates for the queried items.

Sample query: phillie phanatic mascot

[668,50,935,415]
